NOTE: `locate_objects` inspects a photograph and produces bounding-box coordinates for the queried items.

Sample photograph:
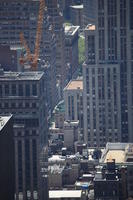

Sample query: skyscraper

[0,71,47,199]
[83,0,96,27]
[83,0,133,147]
[46,0,67,97]
[0,115,14,200]
[0,0,58,110]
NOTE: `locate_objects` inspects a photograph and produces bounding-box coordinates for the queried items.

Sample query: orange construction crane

[20,0,45,70]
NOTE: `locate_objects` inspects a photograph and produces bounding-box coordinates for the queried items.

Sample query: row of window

[0,102,37,109]
[0,83,38,97]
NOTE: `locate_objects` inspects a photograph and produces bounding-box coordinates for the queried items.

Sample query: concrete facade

[64,120,79,150]
[64,79,84,140]
[65,25,79,80]
[83,0,96,27]
[46,0,67,97]
[0,71,47,200]
[0,0,58,110]
[70,5,83,29]
[83,0,133,146]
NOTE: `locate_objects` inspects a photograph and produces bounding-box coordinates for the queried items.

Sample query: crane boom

[19,0,45,70]
[34,0,45,61]
[20,32,32,59]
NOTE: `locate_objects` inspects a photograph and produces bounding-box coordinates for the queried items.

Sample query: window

[5,84,9,96]
[32,84,37,96]
[11,84,16,96]
[18,84,23,96]
[25,84,30,96]
[0,85,2,96]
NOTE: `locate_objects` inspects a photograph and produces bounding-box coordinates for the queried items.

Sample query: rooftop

[104,150,125,163]
[0,115,12,131]
[85,24,96,31]
[64,120,79,127]
[64,80,83,90]
[48,164,64,174]
[49,190,82,199]
[100,143,133,164]
[65,25,79,36]
[70,4,83,9]
[0,71,44,81]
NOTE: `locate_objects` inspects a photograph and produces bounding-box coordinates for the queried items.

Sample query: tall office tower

[83,0,96,27]
[46,0,67,97]
[65,25,79,80]
[0,0,58,110]
[42,22,58,110]
[83,0,133,147]
[0,115,14,200]
[64,79,84,141]
[62,0,83,20]
[0,71,47,200]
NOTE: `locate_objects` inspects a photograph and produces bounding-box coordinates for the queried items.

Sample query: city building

[70,5,83,29]
[65,25,79,80]
[100,143,133,198]
[53,100,65,129]
[0,45,22,72]
[64,79,84,140]
[60,0,83,20]
[48,154,80,188]
[83,0,133,146]
[0,71,47,200]
[0,0,58,110]
[46,0,67,97]
[64,120,79,150]
[48,165,64,188]
[82,0,96,27]
[0,115,14,200]
[94,160,127,200]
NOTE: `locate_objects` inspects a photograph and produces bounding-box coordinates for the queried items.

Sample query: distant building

[48,165,64,188]
[53,100,65,129]
[64,79,84,140]
[83,0,96,27]
[83,0,133,146]
[100,143,133,198]
[0,45,22,72]
[62,0,83,20]
[46,0,67,97]
[48,155,79,188]
[94,160,127,200]
[83,24,121,147]
[0,115,14,200]
[65,25,79,79]
[64,120,79,150]
[0,0,58,111]
[0,71,48,200]
[49,190,85,200]
[70,5,83,29]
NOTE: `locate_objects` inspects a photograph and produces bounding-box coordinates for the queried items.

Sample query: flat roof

[64,80,83,90]
[49,190,82,198]
[0,115,12,131]
[85,24,96,31]
[104,150,125,163]
[65,25,79,36]
[70,5,83,9]
[0,71,44,81]
[100,143,133,164]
